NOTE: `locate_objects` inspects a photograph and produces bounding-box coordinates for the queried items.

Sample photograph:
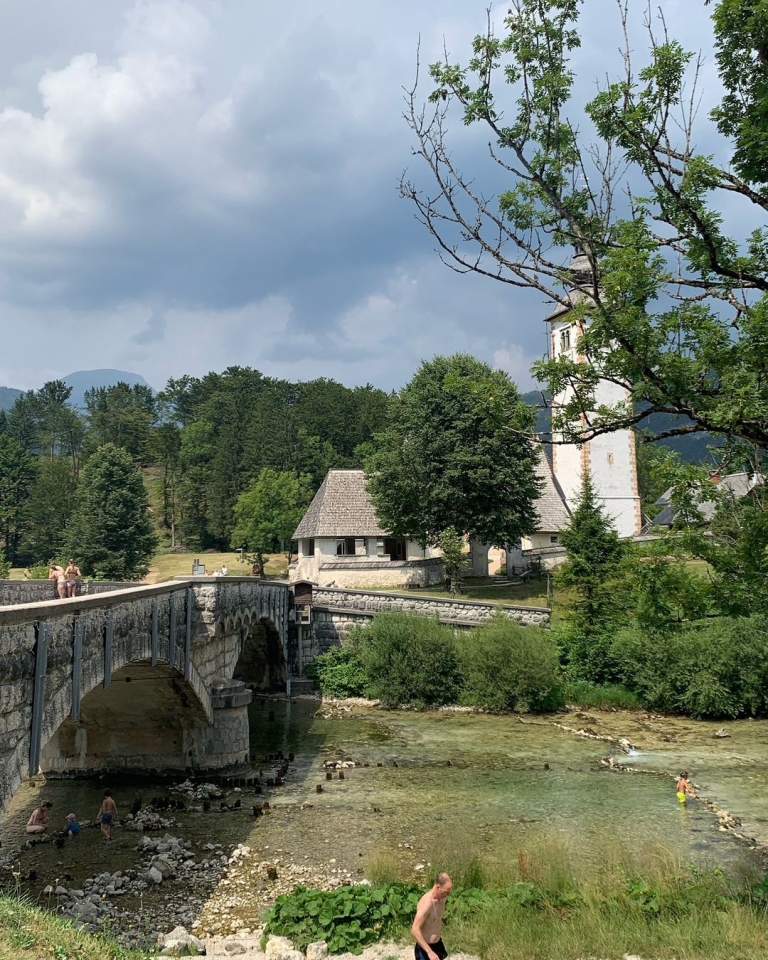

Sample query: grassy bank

[143,550,289,583]
[0,896,151,960]
[270,839,768,960]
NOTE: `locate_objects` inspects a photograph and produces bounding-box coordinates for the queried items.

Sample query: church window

[559,328,571,352]
[607,452,614,465]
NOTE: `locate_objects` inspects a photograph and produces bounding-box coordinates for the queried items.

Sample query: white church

[477,247,643,574]
[543,247,642,541]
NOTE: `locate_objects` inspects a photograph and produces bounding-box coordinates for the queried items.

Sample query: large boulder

[158,925,206,956]
[264,935,303,960]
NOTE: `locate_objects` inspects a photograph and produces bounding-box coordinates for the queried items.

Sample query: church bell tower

[547,248,642,538]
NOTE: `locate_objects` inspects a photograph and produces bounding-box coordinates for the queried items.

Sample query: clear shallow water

[1,700,766,912]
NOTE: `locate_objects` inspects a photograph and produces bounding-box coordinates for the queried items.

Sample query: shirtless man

[48,564,66,599]
[64,559,81,598]
[412,872,452,960]
[676,771,697,805]
[97,789,118,843]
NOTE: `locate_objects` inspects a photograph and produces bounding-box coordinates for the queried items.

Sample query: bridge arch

[41,662,212,777]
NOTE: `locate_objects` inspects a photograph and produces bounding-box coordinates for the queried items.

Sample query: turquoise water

[1,700,766,913]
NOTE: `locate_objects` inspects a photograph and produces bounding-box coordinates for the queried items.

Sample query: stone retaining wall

[301,589,551,665]
[312,586,550,627]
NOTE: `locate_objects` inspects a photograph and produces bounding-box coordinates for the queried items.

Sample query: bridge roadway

[0,577,292,812]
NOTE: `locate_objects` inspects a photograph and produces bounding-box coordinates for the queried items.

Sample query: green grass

[0,896,152,960]
[366,577,552,608]
[563,680,641,711]
[144,550,288,583]
[363,836,768,960]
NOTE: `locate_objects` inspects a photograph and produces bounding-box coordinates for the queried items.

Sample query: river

[1,697,767,945]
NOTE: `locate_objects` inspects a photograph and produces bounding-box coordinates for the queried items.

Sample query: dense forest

[0,369,389,566]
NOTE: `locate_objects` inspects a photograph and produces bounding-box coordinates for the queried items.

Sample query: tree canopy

[366,354,541,547]
[65,443,156,580]
[402,0,768,455]
[231,468,313,572]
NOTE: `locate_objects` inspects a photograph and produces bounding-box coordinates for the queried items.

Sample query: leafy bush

[614,616,768,718]
[307,646,368,698]
[263,882,421,954]
[28,564,51,579]
[457,615,563,712]
[355,613,462,708]
[0,556,10,578]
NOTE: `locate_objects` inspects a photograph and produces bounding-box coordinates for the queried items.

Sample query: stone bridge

[0,577,292,812]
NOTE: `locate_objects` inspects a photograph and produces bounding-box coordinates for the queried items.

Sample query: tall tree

[20,459,78,564]
[0,435,35,563]
[65,443,156,580]
[402,0,768,453]
[230,468,313,573]
[366,354,541,547]
[557,472,626,681]
[84,382,157,462]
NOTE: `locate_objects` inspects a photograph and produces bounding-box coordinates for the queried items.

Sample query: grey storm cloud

[0,0,720,392]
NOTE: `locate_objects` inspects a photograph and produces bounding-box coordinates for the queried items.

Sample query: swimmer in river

[97,789,117,843]
[26,800,53,835]
[676,771,697,804]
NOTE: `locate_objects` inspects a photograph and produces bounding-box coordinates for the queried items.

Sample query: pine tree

[65,443,156,580]
[558,472,626,682]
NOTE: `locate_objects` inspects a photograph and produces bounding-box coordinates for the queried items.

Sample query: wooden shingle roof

[293,470,388,539]
[533,450,572,532]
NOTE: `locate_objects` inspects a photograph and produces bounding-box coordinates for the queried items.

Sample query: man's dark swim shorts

[415,940,448,960]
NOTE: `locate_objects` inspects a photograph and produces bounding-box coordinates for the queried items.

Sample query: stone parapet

[0,580,141,607]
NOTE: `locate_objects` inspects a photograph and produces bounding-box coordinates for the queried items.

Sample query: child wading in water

[97,789,117,843]
[676,771,697,805]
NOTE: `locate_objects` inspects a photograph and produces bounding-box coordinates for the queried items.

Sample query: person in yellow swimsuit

[676,771,696,804]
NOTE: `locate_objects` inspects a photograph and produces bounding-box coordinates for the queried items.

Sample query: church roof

[293,470,388,539]
[532,449,572,532]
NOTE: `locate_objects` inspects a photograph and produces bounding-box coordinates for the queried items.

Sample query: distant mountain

[0,385,23,412]
[0,369,153,414]
[62,369,154,409]
[520,390,718,464]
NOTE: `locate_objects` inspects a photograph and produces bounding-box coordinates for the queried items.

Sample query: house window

[305,538,315,557]
[559,327,571,352]
[336,537,356,556]
[383,537,407,561]
[550,535,559,544]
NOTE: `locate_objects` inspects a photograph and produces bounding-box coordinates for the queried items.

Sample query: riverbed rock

[715,727,731,738]
[264,935,303,960]
[306,941,329,960]
[147,866,164,884]
[158,925,206,956]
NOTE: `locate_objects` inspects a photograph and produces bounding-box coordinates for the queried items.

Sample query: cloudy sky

[0,0,716,393]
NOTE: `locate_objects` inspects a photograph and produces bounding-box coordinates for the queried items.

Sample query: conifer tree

[65,443,156,580]
[558,471,626,681]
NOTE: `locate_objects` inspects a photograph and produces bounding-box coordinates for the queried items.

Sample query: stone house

[650,471,763,529]
[469,449,572,575]
[290,470,443,588]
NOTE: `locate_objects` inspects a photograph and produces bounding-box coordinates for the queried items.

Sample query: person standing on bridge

[48,564,66,599]
[412,872,452,960]
[64,559,82,598]
[97,789,117,844]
